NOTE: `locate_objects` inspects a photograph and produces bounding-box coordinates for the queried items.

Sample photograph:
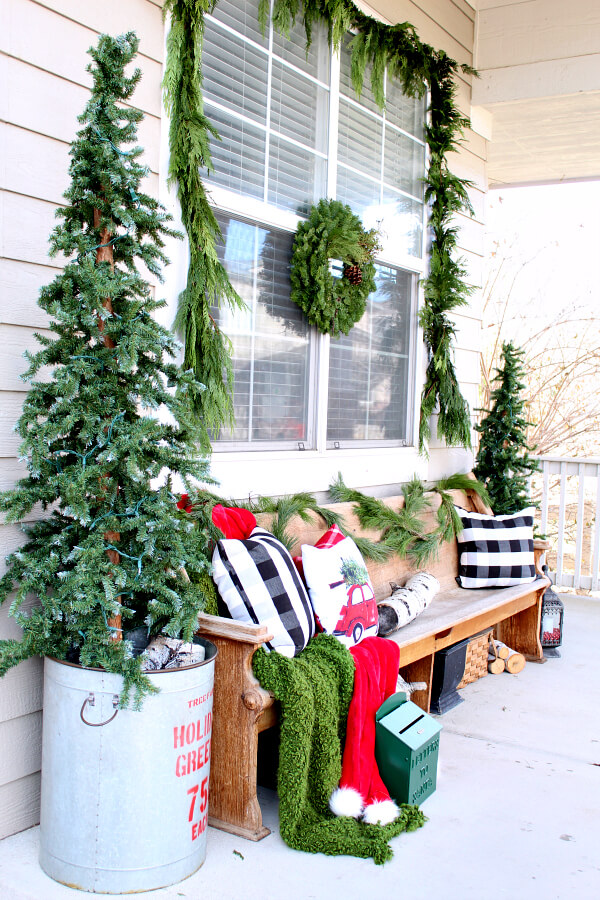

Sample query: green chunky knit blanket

[253,633,425,865]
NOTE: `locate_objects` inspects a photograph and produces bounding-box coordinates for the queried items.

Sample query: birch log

[487,654,505,674]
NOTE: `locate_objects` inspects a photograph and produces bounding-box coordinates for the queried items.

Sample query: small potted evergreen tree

[474,341,540,513]
[0,33,216,891]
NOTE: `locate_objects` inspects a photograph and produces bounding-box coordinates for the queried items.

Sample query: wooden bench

[196,487,549,841]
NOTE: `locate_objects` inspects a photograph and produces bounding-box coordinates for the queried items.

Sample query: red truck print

[333,581,378,643]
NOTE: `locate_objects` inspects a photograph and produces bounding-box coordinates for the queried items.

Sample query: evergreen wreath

[289,199,380,337]
[164,0,476,452]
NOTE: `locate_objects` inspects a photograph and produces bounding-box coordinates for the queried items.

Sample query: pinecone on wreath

[344,264,363,285]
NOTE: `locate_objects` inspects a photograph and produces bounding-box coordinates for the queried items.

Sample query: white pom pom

[329,786,364,819]
[362,798,399,826]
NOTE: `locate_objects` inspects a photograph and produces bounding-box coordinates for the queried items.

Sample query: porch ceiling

[473,0,600,187]
[482,91,600,187]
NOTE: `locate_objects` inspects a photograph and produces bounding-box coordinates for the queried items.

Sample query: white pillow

[301,536,378,648]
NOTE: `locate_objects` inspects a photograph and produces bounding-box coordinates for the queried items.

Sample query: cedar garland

[164,0,476,452]
[329,472,490,567]
[162,1,247,451]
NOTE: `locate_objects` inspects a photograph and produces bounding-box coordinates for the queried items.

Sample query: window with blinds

[204,1,426,451]
[213,213,313,446]
[327,267,415,445]
[204,1,329,216]
[336,39,426,259]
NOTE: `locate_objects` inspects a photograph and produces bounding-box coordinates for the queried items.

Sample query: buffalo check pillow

[212,527,315,657]
[454,506,537,588]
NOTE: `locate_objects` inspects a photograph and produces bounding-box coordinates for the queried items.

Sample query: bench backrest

[256,488,485,600]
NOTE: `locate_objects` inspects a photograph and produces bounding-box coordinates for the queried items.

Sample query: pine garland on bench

[185,473,490,587]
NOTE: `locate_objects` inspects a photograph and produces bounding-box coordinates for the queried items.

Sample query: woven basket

[457,629,493,688]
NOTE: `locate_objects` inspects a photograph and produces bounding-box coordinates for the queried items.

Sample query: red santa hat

[330,636,401,825]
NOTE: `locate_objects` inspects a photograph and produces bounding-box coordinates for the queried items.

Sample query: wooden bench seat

[197,487,549,841]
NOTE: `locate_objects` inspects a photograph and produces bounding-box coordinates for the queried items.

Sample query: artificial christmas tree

[474,341,539,515]
[0,33,213,707]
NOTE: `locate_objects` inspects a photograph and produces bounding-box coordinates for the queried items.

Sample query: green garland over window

[163,1,246,452]
[163,0,476,453]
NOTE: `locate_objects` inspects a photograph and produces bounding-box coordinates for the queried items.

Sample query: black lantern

[540,565,565,658]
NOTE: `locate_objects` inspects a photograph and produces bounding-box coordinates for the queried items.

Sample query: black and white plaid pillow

[454,506,537,588]
[212,527,315,657]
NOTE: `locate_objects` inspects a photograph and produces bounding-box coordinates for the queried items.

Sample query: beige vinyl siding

[0,0,165,839]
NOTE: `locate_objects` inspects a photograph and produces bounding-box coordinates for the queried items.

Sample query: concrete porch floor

[0,596,598,900]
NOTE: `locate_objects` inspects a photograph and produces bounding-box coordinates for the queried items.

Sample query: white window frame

[160,5,431,496]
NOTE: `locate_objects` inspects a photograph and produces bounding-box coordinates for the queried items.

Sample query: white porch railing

[535,455,600,591]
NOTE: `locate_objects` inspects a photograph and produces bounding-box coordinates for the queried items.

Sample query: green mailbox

[375,693,442,806]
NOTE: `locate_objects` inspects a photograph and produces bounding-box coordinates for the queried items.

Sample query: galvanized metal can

[39,638,217,894]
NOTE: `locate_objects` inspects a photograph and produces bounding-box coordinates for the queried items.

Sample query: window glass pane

[336,166,381,219]
[267,135,327,216]
[327,266,414,444]
[383,127,425,200]
[272,18,330,82]
[213,214,312,445]
[208,106,265,199]
[204,19,268,124]
[338,99,382,179]
[380,191,423,258]
[339,37,379,113]
[270,60,328,152]
[209,0,267,47]
[385,77,426,140]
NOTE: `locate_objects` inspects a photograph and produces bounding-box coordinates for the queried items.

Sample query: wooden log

[504,650,526,674]
[493,640,511,660]
[487,655,505,674]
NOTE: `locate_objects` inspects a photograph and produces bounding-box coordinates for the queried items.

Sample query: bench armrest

[197,612,274,646]
[533,538,551,578]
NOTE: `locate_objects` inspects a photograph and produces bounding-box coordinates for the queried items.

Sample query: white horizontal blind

[336,40,426,258]
[213,213,313,446]
[327,266,416,445]
[204,5,330,215]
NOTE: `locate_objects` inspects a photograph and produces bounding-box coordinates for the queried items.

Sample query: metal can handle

[80,692,119,727]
